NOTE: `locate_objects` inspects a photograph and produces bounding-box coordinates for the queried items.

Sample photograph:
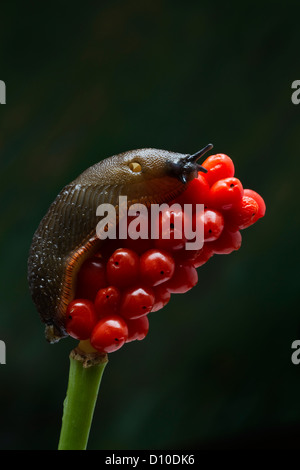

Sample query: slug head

[165,143,213,184]
[76,144,213,200]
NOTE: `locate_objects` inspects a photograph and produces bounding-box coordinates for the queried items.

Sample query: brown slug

[27,144,213,343]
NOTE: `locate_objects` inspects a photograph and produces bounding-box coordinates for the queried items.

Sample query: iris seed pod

[27,145,213,343]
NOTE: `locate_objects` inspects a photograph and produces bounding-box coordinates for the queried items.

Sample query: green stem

[58,353,107,450]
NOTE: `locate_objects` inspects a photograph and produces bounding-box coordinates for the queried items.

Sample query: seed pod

[27,145,212,342]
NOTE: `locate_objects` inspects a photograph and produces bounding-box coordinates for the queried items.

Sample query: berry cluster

[65,153,266,354]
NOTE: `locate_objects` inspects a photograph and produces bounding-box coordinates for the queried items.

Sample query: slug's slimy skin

[27,145,213,343]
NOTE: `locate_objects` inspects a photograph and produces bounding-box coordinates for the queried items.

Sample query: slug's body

[28,146,212,343]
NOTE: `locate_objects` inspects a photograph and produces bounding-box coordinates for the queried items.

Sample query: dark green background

[0,0,299,450]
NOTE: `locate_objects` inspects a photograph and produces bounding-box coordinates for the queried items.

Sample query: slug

[27,144,213,343]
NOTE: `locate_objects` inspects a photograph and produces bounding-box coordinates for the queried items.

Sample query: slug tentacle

[187,143,213,165]
[28,146,213,343]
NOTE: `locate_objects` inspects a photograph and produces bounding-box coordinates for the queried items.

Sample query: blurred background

[0,0,299,450]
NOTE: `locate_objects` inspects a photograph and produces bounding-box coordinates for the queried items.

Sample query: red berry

[209,228,242,255]
[101,239,123,262]
[196,209,225,242]
[226,196,259,231]
[243,189,266,220]
[106,248,139,288]
[126,316,149,342]
[65,299,97,340]
[153,206,189,252]
[173,174,210,206]
[140,249,175,286]
[201,154,235,186]
[209,177,244,210]
[191,244,214,268]
[154,227,186,252]
[90,315,128,353]
[120,285,155,320]
[172,237,207,264]
[152,284,171,312]
[164,263,198,294]
[123,237,153,255]
[94,286,121,319]
[119,214,153,254]
[173,247,199,264]
[76,257,107,301]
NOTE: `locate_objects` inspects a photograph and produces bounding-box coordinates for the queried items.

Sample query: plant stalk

[58,348,108,450]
